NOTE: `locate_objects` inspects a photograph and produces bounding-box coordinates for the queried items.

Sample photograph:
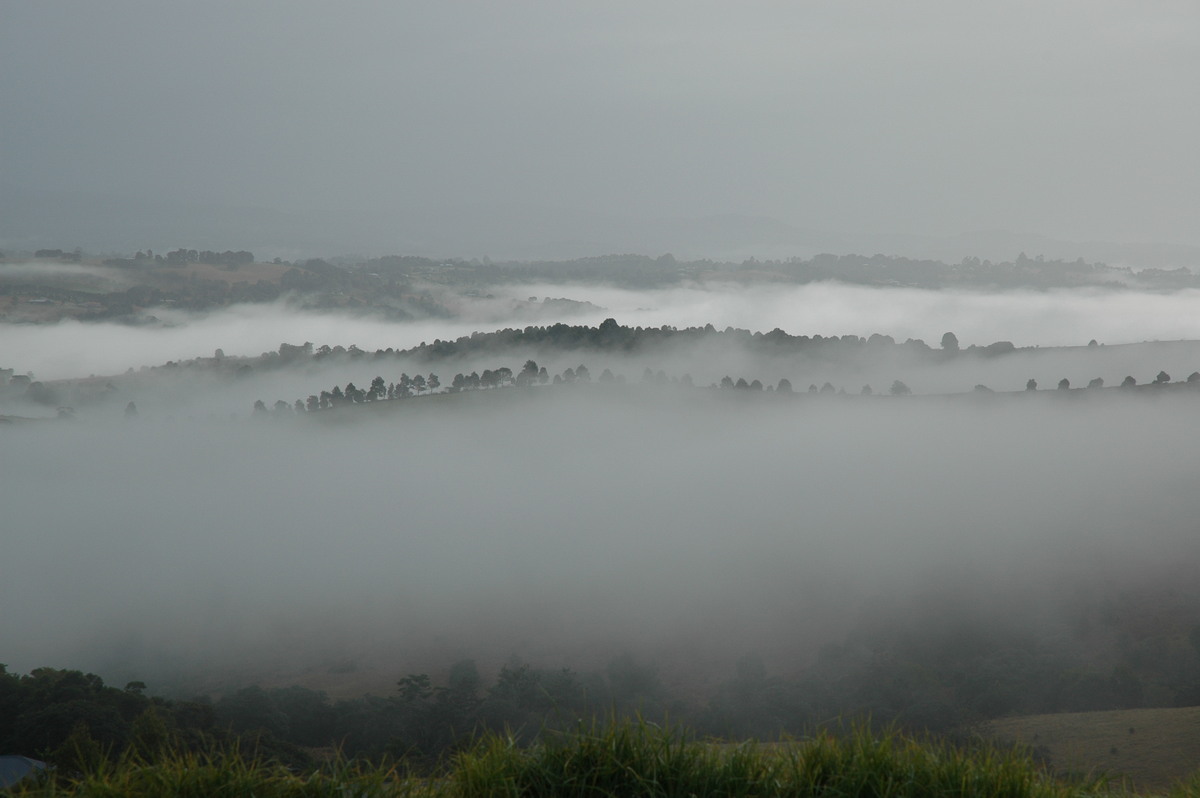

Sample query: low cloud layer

[5,278,1200,697]
[4,388,1198,694]
[6,283,1200,382]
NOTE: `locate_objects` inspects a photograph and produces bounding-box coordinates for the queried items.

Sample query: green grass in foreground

[454,721,1112,798]
[11,719,1197,797]
[4,749,433,798]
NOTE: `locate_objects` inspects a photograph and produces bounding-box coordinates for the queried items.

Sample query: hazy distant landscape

[4,3,1200,794]
[4,247,1200,792]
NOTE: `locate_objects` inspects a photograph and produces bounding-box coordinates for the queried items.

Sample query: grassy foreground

[7,720,1198,797]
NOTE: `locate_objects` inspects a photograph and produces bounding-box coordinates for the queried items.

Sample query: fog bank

[4,388,1198,693]
[6,283,1200,382]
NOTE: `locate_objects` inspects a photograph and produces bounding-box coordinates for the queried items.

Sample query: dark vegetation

[4,719,1131,798]
[450,720,1110,798]
[7,583,1200,773]
[248,355,1200,420]
[5,316,1198,417]
[0,658,666,772]
[226,319,1196,415]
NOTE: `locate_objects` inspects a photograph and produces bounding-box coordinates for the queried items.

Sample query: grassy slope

[980,706,1200,792]
[7,723,1116,798]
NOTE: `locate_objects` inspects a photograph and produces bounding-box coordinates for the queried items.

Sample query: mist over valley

[7,366,1200,696]
[4,257,1200,741]
[5,4,1200,788]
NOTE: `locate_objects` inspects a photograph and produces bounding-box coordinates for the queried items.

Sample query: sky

[2,2,1199,255]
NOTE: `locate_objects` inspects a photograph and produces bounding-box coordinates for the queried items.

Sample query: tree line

[0,654,673,773]
[8,589,1200,774]
[347,250,1200,291]
[248,353,1200,418]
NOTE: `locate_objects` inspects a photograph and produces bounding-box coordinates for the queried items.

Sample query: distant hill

[5,183,1200,268]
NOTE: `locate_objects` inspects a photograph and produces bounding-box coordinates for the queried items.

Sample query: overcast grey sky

[3,1,1198,251]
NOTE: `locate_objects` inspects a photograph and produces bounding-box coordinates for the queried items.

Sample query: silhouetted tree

[518,360,538,386]
[397,674,432,703]
[890,380,911,396]
[1026,379,1038,391]
[1121,375,1137,388]
[941,331,960,352]
[1058,378,1070,390]
[1155,370,1171,384]
[1087,377,1104,389]
[777,378,793,393]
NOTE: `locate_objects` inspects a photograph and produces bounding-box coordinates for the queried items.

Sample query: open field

[980,706,1200,793]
